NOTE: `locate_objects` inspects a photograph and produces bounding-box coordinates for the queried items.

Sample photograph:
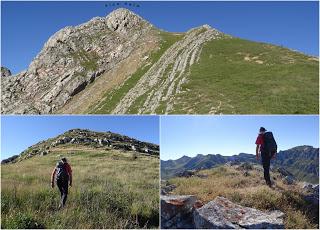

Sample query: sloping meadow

[1,148,159,229]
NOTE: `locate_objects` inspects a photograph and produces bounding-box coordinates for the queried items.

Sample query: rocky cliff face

[1,8,157,114]
[1,8,225,114]
[1,128,159,164]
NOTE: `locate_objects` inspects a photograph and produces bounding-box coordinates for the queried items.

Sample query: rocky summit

[1,8,157,114]
[2,8,318,114]
[0,8,223,114]
[1,128,159,164]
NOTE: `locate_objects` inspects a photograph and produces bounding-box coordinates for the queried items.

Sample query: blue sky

[160,115,319,160]
[1,115,159,159]
[2,1,319,74]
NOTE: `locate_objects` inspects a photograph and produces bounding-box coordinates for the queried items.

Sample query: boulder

[161,195,196,229]
[177,170,196,178]
[303,183,319,205]
[193,196,284,229]
[283,175,295,185]
[238,162,253,170]
[277,167,294,178]
[196,174,209,179]
[243,171,250,177]
[1,67,11,77]
[40,150,48,156]
[302,182,314,192]
[161,184,177,195]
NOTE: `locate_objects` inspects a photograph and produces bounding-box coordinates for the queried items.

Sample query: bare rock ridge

[1,67,11,77]
[1,128,159,164]
[1,8,155,114]
[1,8,224,114]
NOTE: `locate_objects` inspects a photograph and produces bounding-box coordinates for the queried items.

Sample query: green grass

[171,37,319,114]
[1,148,159,229]
[70,49,99,72]
[89,31,184,114]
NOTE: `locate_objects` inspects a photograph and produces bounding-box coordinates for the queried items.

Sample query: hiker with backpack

[255,127,277,187]
[51,157,72,209]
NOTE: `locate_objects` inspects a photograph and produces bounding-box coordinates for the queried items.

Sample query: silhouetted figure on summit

[255,127,277,187]
[51,157,72,209]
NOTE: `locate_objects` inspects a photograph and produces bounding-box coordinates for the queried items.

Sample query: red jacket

[255,133,264,145]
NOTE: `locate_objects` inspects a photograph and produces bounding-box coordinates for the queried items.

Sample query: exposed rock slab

[112,25,224,114]
[302,183,319,205]
[193,196,284,229]
[161,195,197,229]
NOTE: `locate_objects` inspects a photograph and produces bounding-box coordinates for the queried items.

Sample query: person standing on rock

[51,157,72,209]
[255,127,277,187]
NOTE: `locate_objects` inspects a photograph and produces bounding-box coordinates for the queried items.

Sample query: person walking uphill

[51,157,72,209]
[255,127,277,187]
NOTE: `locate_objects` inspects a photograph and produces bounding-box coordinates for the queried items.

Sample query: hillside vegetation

[172,38,319,114]
[88,31,184,114]
[167,165,318,229]
[1,147,159,229]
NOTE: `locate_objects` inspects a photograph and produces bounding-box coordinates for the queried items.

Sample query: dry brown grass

[169,165,318,229]
[2,147,159,229]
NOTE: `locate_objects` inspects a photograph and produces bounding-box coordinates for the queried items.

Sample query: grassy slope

[89,31,184,114]
[172,37,319,114]
[168,165,318,229]
[1,148,159,229]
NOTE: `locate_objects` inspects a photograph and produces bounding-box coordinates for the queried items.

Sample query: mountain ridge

[2,8,318,114]
[2,128,159,164]
[161,145,319,183]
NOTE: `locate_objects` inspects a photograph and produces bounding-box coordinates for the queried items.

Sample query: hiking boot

[266,181,272,188]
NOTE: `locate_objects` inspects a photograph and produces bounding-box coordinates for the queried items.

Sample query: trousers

[261,152,271,185]
[57,178,69,206]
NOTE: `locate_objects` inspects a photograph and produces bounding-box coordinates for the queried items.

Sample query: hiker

[51,157,72,208]
[255,127,277,187]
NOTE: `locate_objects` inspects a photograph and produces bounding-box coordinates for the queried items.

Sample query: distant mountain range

[161,145,319,183]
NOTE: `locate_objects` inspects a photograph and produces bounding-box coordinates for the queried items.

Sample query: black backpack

[56,162,69,181]
[262,132,277,155]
